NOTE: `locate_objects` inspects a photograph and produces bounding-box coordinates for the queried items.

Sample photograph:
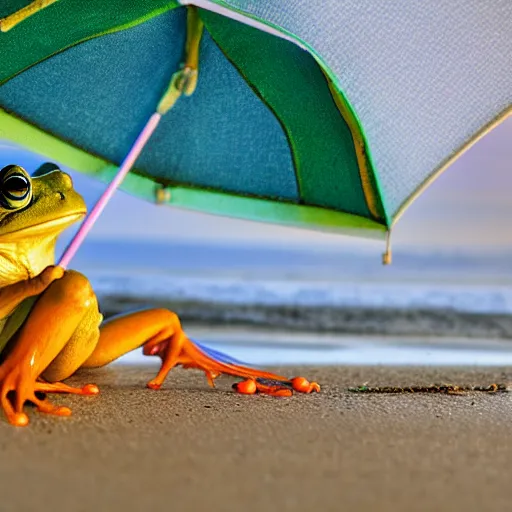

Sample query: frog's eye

[0,165,32,209]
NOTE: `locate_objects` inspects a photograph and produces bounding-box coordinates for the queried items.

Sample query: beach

[2,364,512,512]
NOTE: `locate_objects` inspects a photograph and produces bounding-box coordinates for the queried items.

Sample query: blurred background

[1,117,511,366]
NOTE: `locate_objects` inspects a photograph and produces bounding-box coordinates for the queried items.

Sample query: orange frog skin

[0,164,319,427]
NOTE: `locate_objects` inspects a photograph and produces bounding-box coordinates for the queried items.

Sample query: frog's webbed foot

[0,364,65,426]
[0,364,99,426]
[143,337,320,397]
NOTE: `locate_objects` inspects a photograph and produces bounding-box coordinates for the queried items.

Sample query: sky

[0,116,510,255]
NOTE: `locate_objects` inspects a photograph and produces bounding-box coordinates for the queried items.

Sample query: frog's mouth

[3,211,86,240]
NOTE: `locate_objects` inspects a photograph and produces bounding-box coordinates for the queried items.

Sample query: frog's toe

[11,412,29,427]
[290,376,321,393]
[32,396,72,417]
[35,380,100,396]
[0,386,24,426]
[31,381,100,418]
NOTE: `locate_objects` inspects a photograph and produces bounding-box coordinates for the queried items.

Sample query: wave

[88,272,512,315]
[86,272,512,339]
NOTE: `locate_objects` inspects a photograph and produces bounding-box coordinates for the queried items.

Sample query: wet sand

[2,364,512,512]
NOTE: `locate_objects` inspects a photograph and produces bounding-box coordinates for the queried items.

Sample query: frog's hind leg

[82,308,319,396]
[0,271,100,427]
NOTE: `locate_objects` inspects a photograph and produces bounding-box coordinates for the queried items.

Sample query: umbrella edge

[0,108,387,240]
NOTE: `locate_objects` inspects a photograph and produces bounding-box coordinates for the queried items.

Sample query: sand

[1,364,512,512]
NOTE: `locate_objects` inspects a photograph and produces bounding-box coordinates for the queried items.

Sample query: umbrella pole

[58,113,162,269]
[58,6,204,269]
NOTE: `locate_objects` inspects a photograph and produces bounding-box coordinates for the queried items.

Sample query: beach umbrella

[0,1,510,265]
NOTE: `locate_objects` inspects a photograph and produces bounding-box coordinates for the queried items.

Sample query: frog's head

[0,164,86,241]
[0,164,87,283]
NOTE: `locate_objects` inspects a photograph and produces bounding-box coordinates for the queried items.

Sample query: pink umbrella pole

[58,112,162,269]
[58,8,203,269]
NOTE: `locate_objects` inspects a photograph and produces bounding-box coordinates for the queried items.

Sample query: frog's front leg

[82,309,319,395]
[0,271,99,426]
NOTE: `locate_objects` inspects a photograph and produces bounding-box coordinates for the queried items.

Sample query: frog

[0,163,319,427]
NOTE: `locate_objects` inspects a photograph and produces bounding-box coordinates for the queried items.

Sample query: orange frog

[0,164,319,426]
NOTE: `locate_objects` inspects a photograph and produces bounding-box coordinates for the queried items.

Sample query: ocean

[64,238,512,315]
[57,238,512,366]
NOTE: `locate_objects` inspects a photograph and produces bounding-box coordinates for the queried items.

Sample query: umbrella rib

[0,0,59,32]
